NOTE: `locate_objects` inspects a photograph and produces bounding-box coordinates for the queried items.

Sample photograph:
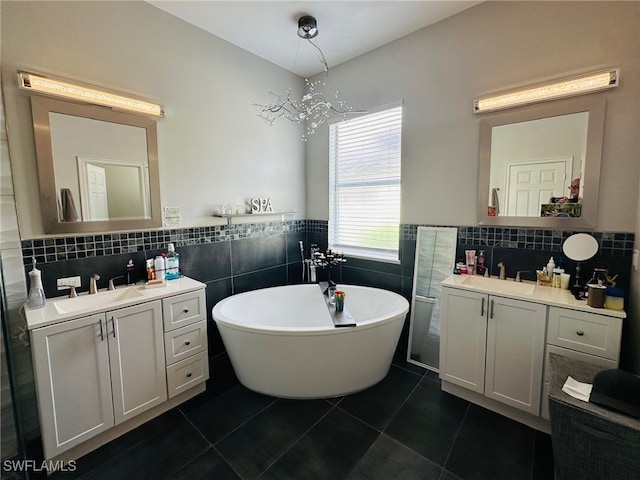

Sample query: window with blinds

[329,103,402,262]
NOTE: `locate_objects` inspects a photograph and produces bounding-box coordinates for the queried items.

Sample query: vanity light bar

[17,72,164,117]
[473,69,619,114]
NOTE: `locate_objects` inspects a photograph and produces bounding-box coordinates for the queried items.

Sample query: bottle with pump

[126,259,137,285]
[165,243,180,280]
[27,257,46,309]
[476,251,486,276]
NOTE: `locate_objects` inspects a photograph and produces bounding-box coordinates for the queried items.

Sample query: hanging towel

[60,188,79,222]
[490,188,500,215]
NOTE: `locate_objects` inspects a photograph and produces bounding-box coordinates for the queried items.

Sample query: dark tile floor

[47,363,554,480]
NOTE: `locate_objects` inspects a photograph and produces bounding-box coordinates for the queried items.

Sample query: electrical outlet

[57,276,81,290]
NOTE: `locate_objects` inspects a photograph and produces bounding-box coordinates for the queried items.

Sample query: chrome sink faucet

[89,274,100,294]
[497,262,506,280]
[108,275,124,291]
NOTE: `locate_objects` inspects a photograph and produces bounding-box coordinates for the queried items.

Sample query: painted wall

[1,0,306,238]
[305,1,640,232]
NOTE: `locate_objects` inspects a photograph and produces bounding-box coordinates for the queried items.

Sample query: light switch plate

[57,276,81,290]
[633,249,638,271]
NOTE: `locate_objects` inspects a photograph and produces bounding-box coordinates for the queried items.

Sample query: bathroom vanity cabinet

[439,275,624,432]
[26,277,208,462]
[440,290,546,415]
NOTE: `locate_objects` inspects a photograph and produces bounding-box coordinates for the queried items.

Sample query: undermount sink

[53,287,145,314]
[460,275,537,295]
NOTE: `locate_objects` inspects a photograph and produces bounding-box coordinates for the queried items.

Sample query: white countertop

[25,276,206,330]
[442,274,626,319]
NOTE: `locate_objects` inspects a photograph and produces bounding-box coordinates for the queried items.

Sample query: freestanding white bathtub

[212,284,409,399]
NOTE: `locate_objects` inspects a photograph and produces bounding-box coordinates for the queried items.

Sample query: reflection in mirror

[30,96,161,234]
[478,96,606,228]
[407,227,457,371]
[490,112,588,217]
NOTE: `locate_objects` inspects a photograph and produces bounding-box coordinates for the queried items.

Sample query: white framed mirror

[477,96,606,228]
[30,96,162,234]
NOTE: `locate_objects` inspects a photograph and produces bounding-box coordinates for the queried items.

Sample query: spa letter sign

[250,197,274,213]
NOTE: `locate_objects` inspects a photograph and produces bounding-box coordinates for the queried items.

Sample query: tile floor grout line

[254,399,339,480]
[343,431,384,480]
[438,402,471,480]
[210,395,279,447]
[212,443,249,480]
[178,396,278,480]
[378,373,430,434]
[177,406,216,448]
[390,361,429,378]
[529,429,538,480]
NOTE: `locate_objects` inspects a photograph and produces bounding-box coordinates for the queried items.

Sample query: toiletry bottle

[154,253,166,280]
[546,257,555,275]
[146,259,156,281]
[27,257,46,309]
[126,259,137,285]
[465,250,476,275]
[476,251,486,276]
[165,243,180,280]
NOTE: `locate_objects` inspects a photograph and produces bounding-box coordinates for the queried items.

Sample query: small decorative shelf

[212,212,296,225]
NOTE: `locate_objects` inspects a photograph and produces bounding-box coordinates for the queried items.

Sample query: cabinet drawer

[162,290,206,331]
[547,307,622,360]
[166,351,209,398]
[164,321,207,365]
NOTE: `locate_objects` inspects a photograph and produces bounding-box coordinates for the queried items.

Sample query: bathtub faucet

[310,245,346,290]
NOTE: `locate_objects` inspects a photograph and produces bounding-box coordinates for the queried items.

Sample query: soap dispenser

[126,259,137,285]
[27,257,46,309]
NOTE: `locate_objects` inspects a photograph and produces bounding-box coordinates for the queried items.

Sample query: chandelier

[253,15,363,141]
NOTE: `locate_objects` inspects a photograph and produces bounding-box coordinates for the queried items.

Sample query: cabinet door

[107,301,167,424]
[439,288,487,393]
[485,296,546,415]
[31,314,114,458]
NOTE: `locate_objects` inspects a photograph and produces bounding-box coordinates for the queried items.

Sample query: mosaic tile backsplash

[21,221,634,265]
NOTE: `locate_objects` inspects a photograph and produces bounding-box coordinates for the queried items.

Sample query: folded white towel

[562,376,593,402]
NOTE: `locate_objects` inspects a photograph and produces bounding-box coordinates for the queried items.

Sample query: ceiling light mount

[297,15,318,39]
[254,15,363,141]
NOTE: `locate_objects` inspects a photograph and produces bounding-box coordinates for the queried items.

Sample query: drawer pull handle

[185,341,191,346]
[186,372,192,378]
[576,330,585,336]
[183,308,189,313]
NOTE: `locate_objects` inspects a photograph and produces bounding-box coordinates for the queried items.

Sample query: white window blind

[329,103,402,262]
